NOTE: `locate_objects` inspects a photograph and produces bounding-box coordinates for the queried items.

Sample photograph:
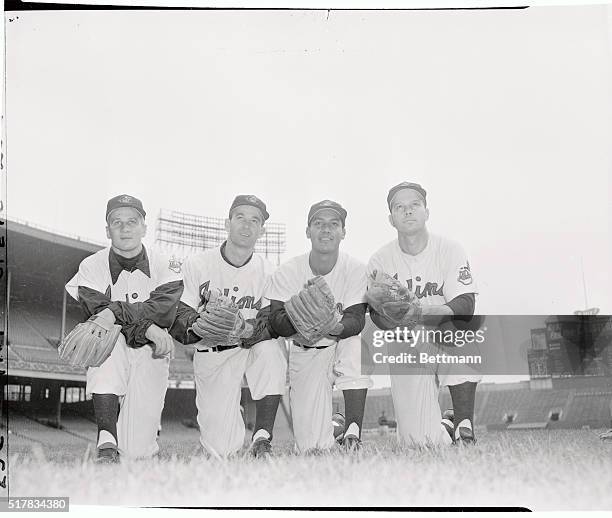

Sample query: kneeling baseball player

[367,182,482,447]
[169,195,287,458]
[62,195,184,462]
[267,200,373,453]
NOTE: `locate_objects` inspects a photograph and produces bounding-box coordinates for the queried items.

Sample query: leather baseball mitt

[58,314,122,368]
[365,270,422,329]
[285,276,340,346]
[191,290,253,347]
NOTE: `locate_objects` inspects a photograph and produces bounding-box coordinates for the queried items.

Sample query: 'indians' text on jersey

[181,247,275,321]
[367,234,477,306]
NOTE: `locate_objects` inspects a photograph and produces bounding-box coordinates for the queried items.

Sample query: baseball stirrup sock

[449,381,477,433]
[254,394,281,441]
[93,393,119,445]
[343,388,367,437]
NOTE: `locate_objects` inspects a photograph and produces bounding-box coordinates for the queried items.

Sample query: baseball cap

[229,194,270,221]
[106,194,146,221]
[387,182,427,210]
[307,200,347,226]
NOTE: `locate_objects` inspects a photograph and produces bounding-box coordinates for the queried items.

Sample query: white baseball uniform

[368,234,483,447]
[65,246,183,458]
[180,246,287,458]
[266,251,373,452]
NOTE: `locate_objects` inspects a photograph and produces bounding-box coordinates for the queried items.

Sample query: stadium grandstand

[3,217,612,450]
[3,219,195,425]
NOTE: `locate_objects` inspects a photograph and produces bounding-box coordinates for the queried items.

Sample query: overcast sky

[5,5,612,327]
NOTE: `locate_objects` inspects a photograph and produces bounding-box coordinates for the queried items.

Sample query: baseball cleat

[250,437,272,458]
[455,425,477,446]
[332,412,346,443]
[95,443,120,464]
[341,434,362,452]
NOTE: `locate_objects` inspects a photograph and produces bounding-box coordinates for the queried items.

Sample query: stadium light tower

[154,209,287,265]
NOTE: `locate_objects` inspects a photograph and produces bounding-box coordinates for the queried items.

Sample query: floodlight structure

[155,209,286,265]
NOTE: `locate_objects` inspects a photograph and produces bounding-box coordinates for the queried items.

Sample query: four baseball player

[66,185,482,461]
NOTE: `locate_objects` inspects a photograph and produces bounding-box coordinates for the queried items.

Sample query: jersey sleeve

[66,255,114,321]
[65,255,107,301]
[180,256,202,309]
[266,262,299,302]
[65,273,79,301]
[443,241,478,301]
[367,251,386,278]
[154,251,183,286]
[343,260,368,308]
[258,259,277,310]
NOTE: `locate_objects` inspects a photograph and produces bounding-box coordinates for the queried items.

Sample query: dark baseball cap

[387,182,427,210]
[307,200,347,226]
[106,194,146,221]
[229,194,270,221]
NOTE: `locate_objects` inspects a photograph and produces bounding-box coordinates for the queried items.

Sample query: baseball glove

[58,314,122,368]
[365,270,422,329]
[285,276,340,346]
[191,290,253,347]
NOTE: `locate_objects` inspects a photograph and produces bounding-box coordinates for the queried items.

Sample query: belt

[293,342,329,350]
[196,344,239,353]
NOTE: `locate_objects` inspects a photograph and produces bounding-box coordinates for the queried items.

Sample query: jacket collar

[108,246,151,284]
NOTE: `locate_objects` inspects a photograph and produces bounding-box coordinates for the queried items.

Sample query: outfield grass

[8,429,612,510]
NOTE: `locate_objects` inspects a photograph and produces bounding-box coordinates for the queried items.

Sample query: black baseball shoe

[341,434,362,452]
[95,443,120,464]
[251,437,273,459]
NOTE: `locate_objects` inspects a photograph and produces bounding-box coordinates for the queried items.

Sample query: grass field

[7,424,612,511]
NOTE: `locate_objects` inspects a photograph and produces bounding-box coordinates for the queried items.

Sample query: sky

[4,5,612,385]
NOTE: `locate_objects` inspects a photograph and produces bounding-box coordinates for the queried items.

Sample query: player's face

[225,205,265,250]
[306,209,345,253]
[388,189,429,235]
[106,207,147,257]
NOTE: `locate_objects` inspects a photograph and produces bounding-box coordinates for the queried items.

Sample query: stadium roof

[6,218,105,300]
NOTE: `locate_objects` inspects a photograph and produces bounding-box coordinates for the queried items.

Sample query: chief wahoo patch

[457,263,473,285]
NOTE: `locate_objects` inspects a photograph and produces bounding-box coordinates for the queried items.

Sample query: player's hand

[96,307,117,326]
[325,322,344,340]
[145,324,175,358]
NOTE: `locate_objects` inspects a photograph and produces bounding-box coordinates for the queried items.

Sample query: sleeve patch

[168,255,183,274]
[457,264,473,285]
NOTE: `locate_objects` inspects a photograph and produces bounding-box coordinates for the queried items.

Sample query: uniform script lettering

[199,280,263,310]
[392,273,444,299]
